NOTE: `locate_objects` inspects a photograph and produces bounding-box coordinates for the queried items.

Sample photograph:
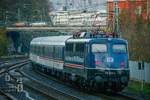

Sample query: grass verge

[127,80,150,96]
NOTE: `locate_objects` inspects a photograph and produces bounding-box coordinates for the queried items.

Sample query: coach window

[45,46,48,57]
[41,46,43,56]
[38,46,40,55]
[59,47,63,59]
[48,46,53,58]
[54,46,62,59]
[55,47,59,59]
[34,45,37,54]
[36,46,38,55]
[39,46,42,56]
[44,46,47,56]
[43,46,45,56]
[53,46,57,59]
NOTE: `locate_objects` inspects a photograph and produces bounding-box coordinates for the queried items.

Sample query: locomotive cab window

[113,44,126,53]
[92,44,107,53]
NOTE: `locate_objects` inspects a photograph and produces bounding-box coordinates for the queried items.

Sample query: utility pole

[23,4,32,22]
[114,0,120,36]
[88,0,92,6]
[5,11,9,25]
[0,9,3,25]
[83,0,86,11]
[64,0,68,11]
[17,8,21,22]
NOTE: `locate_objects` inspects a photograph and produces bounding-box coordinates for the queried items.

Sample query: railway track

[0,91,17,100]
[0,58,30,100]
[95,92,137,100]
[19,70,86,100]
[20,63,141,100]
[0,55,28,68]
[1,58,62,100]
[0,55,27,60]
[0,59,30,75]
[8,70,56,100]
[0,59,139,100]
[19,64,101,100]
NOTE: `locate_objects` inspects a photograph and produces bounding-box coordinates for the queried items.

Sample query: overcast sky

[50,0,107,11]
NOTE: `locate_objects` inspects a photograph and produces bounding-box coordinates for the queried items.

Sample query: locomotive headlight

[106,57,114,63]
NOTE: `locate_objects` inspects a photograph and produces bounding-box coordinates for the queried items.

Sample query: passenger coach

[30,32,129,92]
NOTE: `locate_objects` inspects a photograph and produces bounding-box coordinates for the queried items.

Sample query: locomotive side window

[44,46,48,57]
[92,44,107,53]
[113,44,126,53]
[75,43,85,58]
[42,46,44,56]
[66,43,73,52]
[65,43,85,63]
[75,43,85,52]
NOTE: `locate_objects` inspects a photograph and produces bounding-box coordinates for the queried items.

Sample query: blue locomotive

[29,32,129,92]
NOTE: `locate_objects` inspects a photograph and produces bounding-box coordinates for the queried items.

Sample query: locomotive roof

[31,35,72,45]
[66,37,127,43]
[31,35,127,46]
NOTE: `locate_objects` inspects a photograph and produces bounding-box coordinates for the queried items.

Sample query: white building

[129,61,150,83]
[49,11,107,27]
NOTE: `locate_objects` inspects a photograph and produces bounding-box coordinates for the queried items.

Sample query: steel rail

[0,91,17,100]
[31,67,138,100]
[19,63,138,100]
[95,91,137,100]
[0,59,30,100]
[19,70,81,100]
[0,60,30,75]
[8,68,56,100]
[20,71,81,100]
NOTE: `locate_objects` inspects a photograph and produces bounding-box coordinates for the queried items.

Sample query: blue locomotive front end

[87,38,129,92]
[64,34,129,92]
